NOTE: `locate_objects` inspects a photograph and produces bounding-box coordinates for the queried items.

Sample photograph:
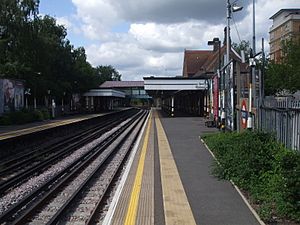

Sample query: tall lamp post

[62,91,66,115]
[33,72,41,110]
[25,88,31,109]
[225,0,243,130]
[248,0,256,130]
[47,89,51,108]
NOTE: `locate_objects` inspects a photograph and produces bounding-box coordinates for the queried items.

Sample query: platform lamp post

[25,88,31,109]
[62,91,66,115]
[47,89,51,108]
[33,72,41,110]
[225,0,243,130]
[248,0,256,130]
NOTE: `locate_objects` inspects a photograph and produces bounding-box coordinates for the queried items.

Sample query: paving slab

[158,111,260,225]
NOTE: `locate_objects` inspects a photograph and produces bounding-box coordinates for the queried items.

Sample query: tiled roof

[99,81,144,88]
[183,50,213,77]
[184,45,248,77]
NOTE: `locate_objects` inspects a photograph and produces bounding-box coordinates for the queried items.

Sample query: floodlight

[232,4,243,12]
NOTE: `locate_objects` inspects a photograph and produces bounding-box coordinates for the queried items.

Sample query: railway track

[0,109,149,224]
[0,109,137,194]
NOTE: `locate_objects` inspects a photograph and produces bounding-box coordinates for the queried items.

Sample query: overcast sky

[39,0,300,80]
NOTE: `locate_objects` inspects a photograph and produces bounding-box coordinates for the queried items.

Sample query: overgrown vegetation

[0,109,50,125]
[265,39,300,95]
[202,131,300,223]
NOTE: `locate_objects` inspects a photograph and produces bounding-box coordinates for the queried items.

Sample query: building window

[285,24,289,30]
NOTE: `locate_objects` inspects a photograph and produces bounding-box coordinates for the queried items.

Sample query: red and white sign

[241,99,248,129]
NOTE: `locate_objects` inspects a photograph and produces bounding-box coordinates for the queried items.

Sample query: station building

[83,81,152,112]
[144,36,249,130]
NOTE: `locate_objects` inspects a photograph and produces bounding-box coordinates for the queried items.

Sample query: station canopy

[143,76,208,91]
[83,89,125,98]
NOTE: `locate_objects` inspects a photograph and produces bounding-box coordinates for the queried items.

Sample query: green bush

[0,115,11,125]
[32,110,44,121]
[9,111,32,124]
[41,108,50,120]
[0,108,50,125]
[202,131,300,222]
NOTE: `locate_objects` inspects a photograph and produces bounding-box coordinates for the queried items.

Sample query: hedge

[0,109,50,125]
[202,131,300,223]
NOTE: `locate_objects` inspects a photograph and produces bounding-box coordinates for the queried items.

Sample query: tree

[95,65,122,84]
[0,0,39,77]
[265,39,300,95]
[1,1,123,109]
[232,40,251,61]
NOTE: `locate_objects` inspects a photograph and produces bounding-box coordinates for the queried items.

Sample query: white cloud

[65,0,300,80]
[86,37,184,80]
[56,17,72,29]
[72,0,120,40]
[129,22,224,52]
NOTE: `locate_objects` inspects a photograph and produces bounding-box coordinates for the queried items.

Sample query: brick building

[269,9,300,63]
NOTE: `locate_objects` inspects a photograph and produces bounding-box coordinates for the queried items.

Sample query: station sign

[240,98,248,130]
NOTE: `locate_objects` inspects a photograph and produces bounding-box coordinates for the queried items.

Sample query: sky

[39,0,300,81]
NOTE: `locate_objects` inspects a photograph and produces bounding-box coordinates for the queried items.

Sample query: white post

[34,97,37,110]
[86,96,89,110]
[25,96,28,109]
[51,99,55,118]
[230,62,234,130]
[218,70,221,126]
[171,96,174,117]
[91,96,94,110]
[61,98,64,113]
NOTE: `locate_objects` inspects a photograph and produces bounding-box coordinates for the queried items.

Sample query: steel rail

[85,111,148,225]
[0,109,135,175]
[46,111,148,225]
[0,112,134,194]
[0,110,143,224]
[0,110,132,171]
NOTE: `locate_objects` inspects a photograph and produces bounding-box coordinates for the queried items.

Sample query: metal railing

[259,97,300,151]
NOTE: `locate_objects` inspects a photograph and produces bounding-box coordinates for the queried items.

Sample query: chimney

[212,38,220,51]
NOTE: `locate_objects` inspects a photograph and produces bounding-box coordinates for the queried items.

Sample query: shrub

[41,108,50,120]
[9,111,31,124]
[32,110,44,121]
[0,115,11,125]
[0,108,50,125]
[202,131,300,222]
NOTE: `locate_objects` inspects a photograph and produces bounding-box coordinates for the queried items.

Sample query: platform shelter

[83,89,125,112]
[144,76,209,116]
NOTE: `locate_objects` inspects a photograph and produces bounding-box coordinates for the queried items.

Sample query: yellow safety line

[154,110,196,225]
[0,114,101,140]
[124,112,152,225]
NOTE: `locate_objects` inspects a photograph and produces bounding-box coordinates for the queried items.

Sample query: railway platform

[104,108,264,225]
[0,108,128,140]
